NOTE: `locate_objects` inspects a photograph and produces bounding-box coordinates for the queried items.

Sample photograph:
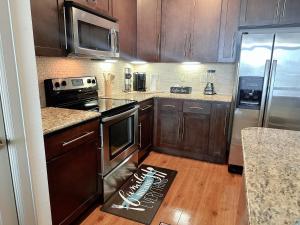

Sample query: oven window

[109,116,134,159]
[78,20,111,51]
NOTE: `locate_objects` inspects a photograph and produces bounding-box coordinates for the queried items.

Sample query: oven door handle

[101,105,139,123]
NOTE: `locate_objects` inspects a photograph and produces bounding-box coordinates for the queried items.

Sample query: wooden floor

[81,152,242,225]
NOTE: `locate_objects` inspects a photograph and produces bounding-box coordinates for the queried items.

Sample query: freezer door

[229,33,274,167]
[264,32,300,130]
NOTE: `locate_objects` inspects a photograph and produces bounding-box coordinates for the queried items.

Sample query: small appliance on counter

[204,70,216,95]
[44,76,139,203]
[170,86,192,94]
[133,72,146,92]
[124,68,132,92]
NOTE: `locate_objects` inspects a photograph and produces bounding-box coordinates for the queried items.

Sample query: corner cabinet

[138,99,154,163]
[240,0,300,27]
[44,119,100,225]
[154,98,230,164]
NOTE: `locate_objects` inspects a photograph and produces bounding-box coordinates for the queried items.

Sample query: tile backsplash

[36,57,236,107]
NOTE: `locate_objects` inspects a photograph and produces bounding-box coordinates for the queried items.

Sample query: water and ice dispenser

[237,76,264,110]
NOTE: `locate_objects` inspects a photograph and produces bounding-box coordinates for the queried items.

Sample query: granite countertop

[102,91,232,103]
[41,107,100,135]
[241,127,300,225]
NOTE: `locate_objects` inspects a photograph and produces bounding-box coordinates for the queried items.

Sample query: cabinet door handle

[275,0,281,21]
[162,104,175,108]
[141,105,153,111]
[188,33,192,58]
[177,116,181,140]
[189,106,204,110]
[62,131,95,147]
[281,0,287,18]
[224,110,228,136]
[231,32,237,58]
[157,33,161,61]
[138,123,142,148]
[181,116,185,140]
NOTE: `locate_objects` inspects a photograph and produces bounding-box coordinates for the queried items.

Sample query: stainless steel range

[44,76,139,202]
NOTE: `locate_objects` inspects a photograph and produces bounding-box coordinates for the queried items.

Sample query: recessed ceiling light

[130,61,147,65]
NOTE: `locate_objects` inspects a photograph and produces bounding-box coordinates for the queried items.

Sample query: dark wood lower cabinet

[44,119,100,225]
[138,99,154,162]
[153,98,230,164]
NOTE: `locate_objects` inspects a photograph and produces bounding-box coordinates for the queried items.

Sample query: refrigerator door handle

[263,60,278,127]
[258,60,271,126]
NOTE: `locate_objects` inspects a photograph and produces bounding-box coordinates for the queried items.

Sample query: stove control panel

[46,76,98,91]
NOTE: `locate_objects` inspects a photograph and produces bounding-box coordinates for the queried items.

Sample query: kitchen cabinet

[189,0,223,62]
[72,0,112,15]
[154,98,230,163]
[240,0,300,27]
[30,0,65,56]
[209,102,230,163]
[137,0,162,62]
[44,119,100,225]
[155,99,183,149]
[160,0,222,62]
[218,0,241,63]
[279,0,300,25]
[112,0,137,59]
[138,99,154,162]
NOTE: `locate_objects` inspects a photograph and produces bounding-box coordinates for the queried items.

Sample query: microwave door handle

[113,30,117,53]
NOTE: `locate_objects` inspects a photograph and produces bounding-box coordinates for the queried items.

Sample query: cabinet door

[218,0,241,63]
[240,0,281,26]
[138,109,154,161]
[156,110,181,149]
[189,0,222,62]
[112,0,137,59]
[182,113,210,155]
[160,0,192,62]
[137,0,161,62]
[208,103,230,163]
[279,0,300,25]
[73,0,112,15]
[47,140,99,225]
[30,0,64,56]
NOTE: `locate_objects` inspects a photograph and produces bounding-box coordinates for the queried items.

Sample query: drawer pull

[62,131,95,147]
[189,106,204,110]
[162,104,176,108]
[141,105,153,111]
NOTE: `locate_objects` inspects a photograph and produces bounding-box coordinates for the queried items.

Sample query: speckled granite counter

[102,91,232,103]
[241,127,300,225]
[41,107,100,135]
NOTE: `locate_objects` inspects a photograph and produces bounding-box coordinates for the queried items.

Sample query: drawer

[139,99,154,115]
[44,119,100,161]
[158,98,183,112]
[183,101,211,114]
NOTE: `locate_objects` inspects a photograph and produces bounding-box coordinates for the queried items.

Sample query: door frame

[0,0,52,224]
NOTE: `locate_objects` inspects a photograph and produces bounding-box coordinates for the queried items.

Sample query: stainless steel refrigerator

[228,28,300,171]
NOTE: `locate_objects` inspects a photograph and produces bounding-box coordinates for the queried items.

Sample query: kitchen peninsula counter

[241,127,300,225]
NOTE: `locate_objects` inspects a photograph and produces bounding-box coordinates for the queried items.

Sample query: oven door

[65,6,119,58]
[100,106,139,175]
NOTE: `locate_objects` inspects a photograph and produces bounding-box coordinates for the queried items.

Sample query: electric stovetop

[95,98,137,116]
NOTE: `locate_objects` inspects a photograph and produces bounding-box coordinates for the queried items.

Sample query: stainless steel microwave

[64,1,120,59]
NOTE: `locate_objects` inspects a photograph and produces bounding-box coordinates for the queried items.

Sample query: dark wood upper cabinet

[240,0,281,26]
[279,0,300,25]
[218,0,241,63]
[160,0,192,62]
[112,0,137,59]
[30,0,65,56]
[189,0,223,62]
[137,0,162,62]
[72,0,112,15]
